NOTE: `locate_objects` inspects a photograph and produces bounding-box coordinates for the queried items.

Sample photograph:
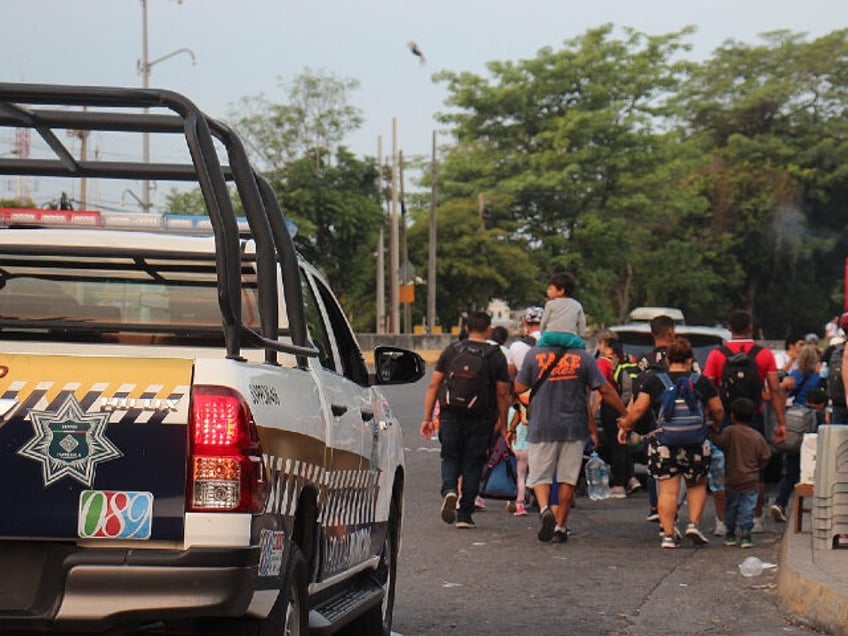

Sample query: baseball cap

[839,312,848,331]
[804,333,819,343]
[523,306,544,323]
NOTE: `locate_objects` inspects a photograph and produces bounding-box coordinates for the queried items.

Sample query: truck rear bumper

[0,542,265,630]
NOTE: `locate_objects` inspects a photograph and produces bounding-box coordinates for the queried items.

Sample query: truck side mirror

[373,346,426,385]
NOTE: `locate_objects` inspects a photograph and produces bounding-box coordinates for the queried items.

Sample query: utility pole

[399,150,410,334]
[389,118,400,334]
[376,136,385,334]
[138,0,195,213]
[140,0,150,212]
[427,130,437,334]
[68,107,89,209]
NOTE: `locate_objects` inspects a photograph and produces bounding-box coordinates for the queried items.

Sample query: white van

[626,306,686,325]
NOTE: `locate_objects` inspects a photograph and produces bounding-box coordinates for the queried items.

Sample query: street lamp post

[138,0,196,212]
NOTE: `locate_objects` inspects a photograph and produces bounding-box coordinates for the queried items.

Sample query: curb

[778,524,848,635]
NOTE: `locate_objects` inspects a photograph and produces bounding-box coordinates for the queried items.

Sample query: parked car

[610,323,730,368]
[626,306,686,325]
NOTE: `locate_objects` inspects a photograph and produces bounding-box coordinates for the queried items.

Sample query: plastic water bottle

[585,451,611,500]
[708,443,725,492]
[738,556,764,577]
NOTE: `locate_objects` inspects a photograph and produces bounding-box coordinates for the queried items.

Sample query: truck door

[299,269,378,580]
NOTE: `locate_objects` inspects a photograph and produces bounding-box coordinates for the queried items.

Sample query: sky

[2,0,847,211]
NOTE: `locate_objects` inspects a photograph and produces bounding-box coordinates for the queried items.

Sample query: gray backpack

[774,406,818,453]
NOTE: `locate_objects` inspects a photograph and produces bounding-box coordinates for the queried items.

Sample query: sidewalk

[778,503,848,635]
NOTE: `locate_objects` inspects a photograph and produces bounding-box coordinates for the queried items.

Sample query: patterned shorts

[647,438,712,482]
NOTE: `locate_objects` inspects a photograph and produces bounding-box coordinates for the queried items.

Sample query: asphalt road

[383,372,826,636]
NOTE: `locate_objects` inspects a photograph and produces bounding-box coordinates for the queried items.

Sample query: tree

[406,195,538,328]
[269,148,384,331]
[164,188,206,215]
[431,25,704,324]
[676,29,848,334]
[0,198,34,208]
[231,68,364,171]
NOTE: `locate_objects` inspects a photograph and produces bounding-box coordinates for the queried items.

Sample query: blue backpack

[655,372,708,447]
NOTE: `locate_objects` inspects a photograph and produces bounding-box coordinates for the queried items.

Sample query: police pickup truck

[0,83,424,635]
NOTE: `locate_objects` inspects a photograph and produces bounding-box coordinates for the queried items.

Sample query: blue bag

[478,436,517,500]
[655,372,708,447]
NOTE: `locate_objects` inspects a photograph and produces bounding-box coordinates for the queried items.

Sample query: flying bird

[407,41,426,66]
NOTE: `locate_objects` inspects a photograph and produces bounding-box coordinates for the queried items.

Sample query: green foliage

[269,148,383,331]
[406,197,538,327]
[230,68,364,171]
[419,25,848,336]
[429,25,708,327]
[163,188,207,215]
[675,29,848,328]
[197,29,848,338]
[0,198,34,208]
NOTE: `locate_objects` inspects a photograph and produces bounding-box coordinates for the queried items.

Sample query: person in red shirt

[702,309,787,535]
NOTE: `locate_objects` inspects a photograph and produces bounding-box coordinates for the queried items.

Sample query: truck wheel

[265,543,308,636]
[342,497,399,636]
[196,544,308,636]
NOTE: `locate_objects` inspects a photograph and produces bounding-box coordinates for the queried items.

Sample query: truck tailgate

[0,353,192,541]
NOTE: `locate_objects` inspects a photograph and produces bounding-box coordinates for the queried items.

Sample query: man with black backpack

[420,311,511,529]
[703,309,787,535]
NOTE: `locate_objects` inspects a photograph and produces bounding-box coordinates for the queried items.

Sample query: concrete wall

[356,333,456,353]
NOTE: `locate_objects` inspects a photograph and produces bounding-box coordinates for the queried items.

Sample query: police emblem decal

[18,395,122,487]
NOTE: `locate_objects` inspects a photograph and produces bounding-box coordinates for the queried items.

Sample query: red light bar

[0,208,102,226]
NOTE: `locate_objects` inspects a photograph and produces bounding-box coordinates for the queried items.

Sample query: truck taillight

[188,386,267,513]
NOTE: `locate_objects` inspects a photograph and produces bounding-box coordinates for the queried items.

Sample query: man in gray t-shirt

[515,346,627,543]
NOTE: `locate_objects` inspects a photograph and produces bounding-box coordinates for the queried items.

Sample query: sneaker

[752,516,766,534]
[610,486,627,499]
[685,523,709,546]
[474,496,487,511]
[724,534,738,547]
[627,477,642,494]
[550,529,569,544]
[513,502,527,517]
[506,500,517,514]
[661,534,678,549]
[713,520,727,537]
[660,525,683,541]
[440,492,457,524]
[538,507,556,542]
[740,535,754,549]
[771,504,787,523]
[646,510,660,523]
[455,517,476,529]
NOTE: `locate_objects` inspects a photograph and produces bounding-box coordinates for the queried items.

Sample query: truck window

[313,278,369,386]
[0,251,260,342]
[299,270,335,372]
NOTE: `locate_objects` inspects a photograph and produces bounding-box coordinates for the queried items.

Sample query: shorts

[647,437,712,483]
[526,440,584,487]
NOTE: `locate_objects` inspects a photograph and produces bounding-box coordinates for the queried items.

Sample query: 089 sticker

[257,529,285,577]
[78,490,153,540]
